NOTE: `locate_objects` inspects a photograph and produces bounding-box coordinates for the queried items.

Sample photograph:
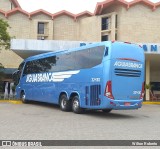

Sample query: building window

[115,32,117,40]
[115,15,118,28]
[38,22,45,34]
[102,17,109,30]
[11,3,13,10]
[101,35,108,41]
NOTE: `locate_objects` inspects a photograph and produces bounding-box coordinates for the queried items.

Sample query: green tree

[0,18,11,50]
[0,19,11,81]
[0,63,4,81]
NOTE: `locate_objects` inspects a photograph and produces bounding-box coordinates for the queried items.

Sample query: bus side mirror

[13,70,19,77]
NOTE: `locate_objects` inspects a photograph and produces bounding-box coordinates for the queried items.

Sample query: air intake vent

[115,68,141,77]
[90,85,101,106]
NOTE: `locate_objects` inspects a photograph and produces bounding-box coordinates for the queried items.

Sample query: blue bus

[13,41,145,114]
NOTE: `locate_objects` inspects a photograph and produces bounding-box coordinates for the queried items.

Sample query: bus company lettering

[26,70,80,83]
[114,61,142,69]
[26,73,55,83]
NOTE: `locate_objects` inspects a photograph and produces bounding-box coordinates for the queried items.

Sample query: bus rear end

[104,42,145,110]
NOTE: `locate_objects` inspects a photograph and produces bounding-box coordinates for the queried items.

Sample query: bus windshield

[13,62,25,85]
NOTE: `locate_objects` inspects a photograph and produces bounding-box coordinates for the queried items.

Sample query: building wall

[53,15,78,40]
[78,16,101,42]
[0,0,15,11]
[117,4,160,43]
[7,12,31,39]
[0,49,23,69]
[102,4,122,14]
[31,14,52,20]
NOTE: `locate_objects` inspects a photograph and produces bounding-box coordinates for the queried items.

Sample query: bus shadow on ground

[25,100,60,109]
[84,110,138,119]
[26,101,137,119]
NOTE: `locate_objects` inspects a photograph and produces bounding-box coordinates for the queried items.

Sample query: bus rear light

[117,58,140,62]
[140,82,145,99]
[104,81,114,99]
[110,101,116,106]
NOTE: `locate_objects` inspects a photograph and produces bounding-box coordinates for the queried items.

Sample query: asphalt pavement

[0,102,159,148]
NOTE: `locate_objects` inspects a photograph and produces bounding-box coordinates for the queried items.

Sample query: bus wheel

[102,109,112,113]
[20,92,27,103]
[60,95,71,112]
[72,96,84,114]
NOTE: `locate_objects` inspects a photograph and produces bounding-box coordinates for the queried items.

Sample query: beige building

[0,0,160,100]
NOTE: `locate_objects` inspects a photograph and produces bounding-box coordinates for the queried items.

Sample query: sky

[17,0,160,14]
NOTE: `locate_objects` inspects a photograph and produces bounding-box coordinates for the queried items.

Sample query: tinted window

[53,52,75,72]
[75,46,105,69]
[38,22,44,34]
[23,46,105,74]
[101,35,108,41]
[102,17,109,30]
[24,56,56,74]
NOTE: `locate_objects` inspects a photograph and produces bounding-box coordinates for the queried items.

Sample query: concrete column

[145,59,150,101]
[111,13,116,40]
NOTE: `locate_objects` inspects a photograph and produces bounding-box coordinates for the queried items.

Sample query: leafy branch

[0,19,11,50]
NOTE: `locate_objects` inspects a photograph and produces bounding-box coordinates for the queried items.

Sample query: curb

[0,100,22,104]
[143,101,160,105]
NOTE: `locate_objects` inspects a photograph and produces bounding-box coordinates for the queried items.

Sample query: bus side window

[104,47,109,56]
[56,52,75,71]
[75,46,105,69]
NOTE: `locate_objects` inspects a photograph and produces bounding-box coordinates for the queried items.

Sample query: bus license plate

[124,102,130,106]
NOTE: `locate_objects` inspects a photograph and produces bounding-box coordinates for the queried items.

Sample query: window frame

[37,22,45,34]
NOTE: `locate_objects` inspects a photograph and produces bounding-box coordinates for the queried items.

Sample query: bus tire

[102,109,112,113]
[60,95,71,112]
[72,96,84,114]
[20,91,27,103]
